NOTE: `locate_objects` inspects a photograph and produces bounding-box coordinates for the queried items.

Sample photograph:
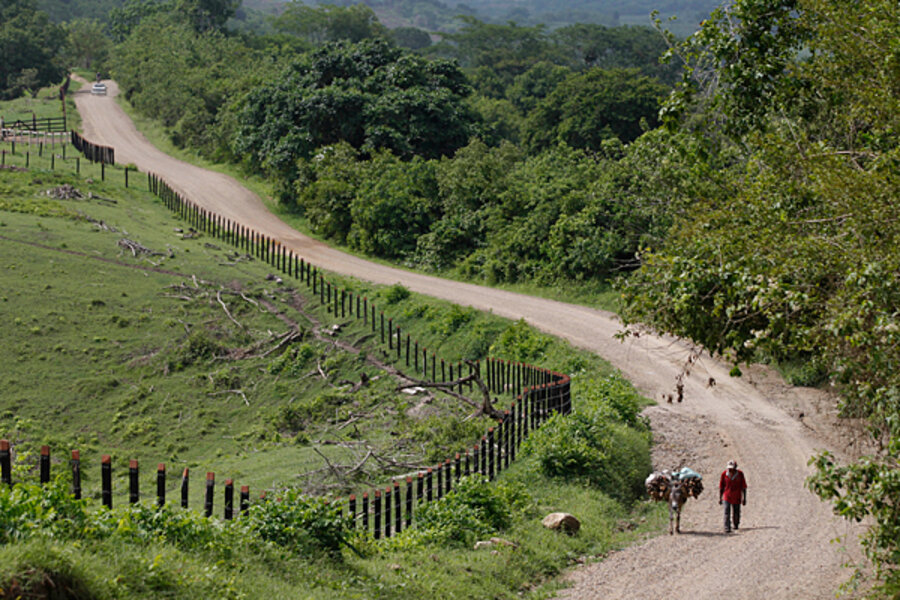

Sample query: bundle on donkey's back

[645,468,703,535]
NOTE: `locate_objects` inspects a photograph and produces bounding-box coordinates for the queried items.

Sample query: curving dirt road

[74,79,865,599]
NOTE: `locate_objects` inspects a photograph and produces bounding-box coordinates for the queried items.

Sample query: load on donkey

[645,468,703,534]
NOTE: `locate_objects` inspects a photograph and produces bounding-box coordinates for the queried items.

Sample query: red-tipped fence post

[384,486,391,538]
[393,480,402,534]
[224,479,234,520]
[373,490,382,540]
[181,468,189,508]
[204,472,215,517]
[426,468,433,502]
[240,486,250,516]
[40,446,50,484]
[405,477,413,528]
[129,459,139,504]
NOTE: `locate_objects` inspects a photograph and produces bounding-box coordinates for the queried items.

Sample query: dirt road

[74,79,865,599]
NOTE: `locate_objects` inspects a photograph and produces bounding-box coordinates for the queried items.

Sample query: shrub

[242,488,350,556]
[406,476,529,546]
[383,283,411,304]
[523,412,650,504]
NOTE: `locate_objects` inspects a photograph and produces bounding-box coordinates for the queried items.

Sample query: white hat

[726,460,737,469]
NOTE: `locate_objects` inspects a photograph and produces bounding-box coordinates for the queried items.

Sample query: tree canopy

[0,0,66,99]
[233,39,477,201]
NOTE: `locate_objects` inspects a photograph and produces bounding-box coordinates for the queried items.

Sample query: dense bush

[399,476,529,547]
[522,374,651,503]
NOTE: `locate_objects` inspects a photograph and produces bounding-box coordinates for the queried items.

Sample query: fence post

[394,480,402,534]
[40,446,50,484]
[128,460,139,504]
[488,428,495,480]
[455,453,461,483]
[416,472,424,504]
[405,477,413,529]
[481,436,488,475]
[373,490,381,540]
[426,468,433,502]
[384,486,391,538]
[101,455,112,509]
[444,459,452,494]
[240,486,250,516]
[181,468,189,509]
[157,464,166,507]
[361,492,369,533]
[66,450,81,499]
[348,494,356,530]
[436,464,443,500]
[0,440,10,486]
[204,472,215,517]
[224,479,234,520]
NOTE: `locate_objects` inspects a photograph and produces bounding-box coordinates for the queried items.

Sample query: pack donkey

[669,479,688,534]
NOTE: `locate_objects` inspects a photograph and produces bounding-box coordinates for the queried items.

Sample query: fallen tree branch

[216,290,243,329]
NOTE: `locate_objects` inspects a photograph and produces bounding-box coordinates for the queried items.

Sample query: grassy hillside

[0,152,663,598]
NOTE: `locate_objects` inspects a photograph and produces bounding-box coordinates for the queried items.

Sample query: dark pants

[724,501,741,531]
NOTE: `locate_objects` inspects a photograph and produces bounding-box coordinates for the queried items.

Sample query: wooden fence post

[405,477,413,529]
[204,472,215,517]
[393,480,401,534]
[488,428,495,480]
[240,486,250,516]
[373,490,381,540]
[436,464,443,500]
[426,468,433,502]
[224,479,234,520]
[129,460,139,503]
[101,455,112,509]
[384,486,391,538]
[157,464,166,507]
[0,443,19,489]
[361,492,369,532]
[181,468,189,509]
[40,446,50,484]
[71,450,81,499]
[348,494,356,530]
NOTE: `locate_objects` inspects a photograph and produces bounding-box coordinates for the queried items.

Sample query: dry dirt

[73,78,871,599]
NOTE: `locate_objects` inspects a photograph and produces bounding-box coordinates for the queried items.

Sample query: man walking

[719,460,747,533]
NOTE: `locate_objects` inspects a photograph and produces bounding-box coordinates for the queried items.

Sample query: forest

[3,0,899,596]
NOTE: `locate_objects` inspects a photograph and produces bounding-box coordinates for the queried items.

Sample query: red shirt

[719,469,747,504]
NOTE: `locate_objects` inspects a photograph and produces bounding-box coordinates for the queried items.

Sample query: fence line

[0,115,66,133]
[71,130,114,165]
[2,135,573,538]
